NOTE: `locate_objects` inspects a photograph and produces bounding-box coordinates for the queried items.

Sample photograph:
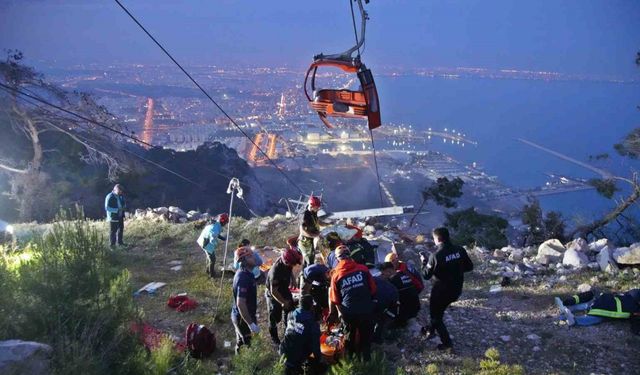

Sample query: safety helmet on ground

[282,247,303,266]
[308,195,322,208]
[335,245,351,260]
[234,246,252,264]
[218,213,229,225]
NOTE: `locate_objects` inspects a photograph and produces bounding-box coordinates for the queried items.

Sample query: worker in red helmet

[196,213,229,277]
[265,243,303,345]
[232,246,259,354]
[298,195,327,288]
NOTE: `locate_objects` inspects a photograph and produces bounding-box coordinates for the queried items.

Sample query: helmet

[384,252,398,263]
[282,248,302,266]
[218,213,229,225]
[308,195,322,208]
[335,245,351,260]
[286,236,298,249]
[234,246,252,264]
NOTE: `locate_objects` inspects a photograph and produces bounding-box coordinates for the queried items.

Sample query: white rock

[563,248,589,268]
[0,340,52,375]
[537,239,566,257]
[532,346,541,352]
[500,335,511,342]
[168,206,186,216]
[154,207,169,215]
[577,283,592,293]
[588,238,610,253]
[613,244,640,265]
[489,285,503,293]
[363,225,376,235]
[526,334,541,341]
[565,238,588,253]
[597,246,619,273]
[587,262,600,270]
[509,248,525,262]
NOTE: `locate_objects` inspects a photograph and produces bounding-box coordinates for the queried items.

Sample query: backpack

[186,323,216,358]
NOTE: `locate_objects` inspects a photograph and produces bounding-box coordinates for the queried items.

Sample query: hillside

[2,211,639,374]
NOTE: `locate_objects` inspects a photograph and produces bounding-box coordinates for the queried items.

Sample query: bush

[478,348,524,375]
[329,351,391,375]
[0,209,142,374]
[231,335,285,375]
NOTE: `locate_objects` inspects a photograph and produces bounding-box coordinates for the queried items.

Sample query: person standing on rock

[196,213,228,277]
[266,246,302,345]
[231,246,260,354]
[329,245,377,361]
[420,227,473,351]
[105,184,127,247]
[298,196,327,282]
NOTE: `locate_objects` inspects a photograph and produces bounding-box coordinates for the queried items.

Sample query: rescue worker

[385,252,424,293]
[299,196,324,276]
[302,263,330,321]
[232,239,265,284]
[387,259,421,326]
[373,262,399,342]
[420,227,473,351]
[105,184,126,247]
[266,246,302,345]
[324,232,343,270]
[196,213,228,277]
[329,245,377,361]
[279,294,326,375]
[555,289,640,331]
[231,246,260,354]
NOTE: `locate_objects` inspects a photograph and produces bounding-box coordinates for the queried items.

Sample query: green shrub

[478,347,524,375]
[0,209,142,374]
[231,335,284,375]
[330,351,390,375]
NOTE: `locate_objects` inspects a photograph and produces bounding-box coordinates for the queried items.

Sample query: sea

[375,75,640,222]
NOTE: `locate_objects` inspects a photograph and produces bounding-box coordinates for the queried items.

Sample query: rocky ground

[11,210,637,374]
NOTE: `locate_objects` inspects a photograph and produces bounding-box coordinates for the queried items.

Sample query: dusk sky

[1,0,639,77]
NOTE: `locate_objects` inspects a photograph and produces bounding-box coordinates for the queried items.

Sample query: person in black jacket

[279,295,327,375]
[420,227,473,351]
[105,184,126,247]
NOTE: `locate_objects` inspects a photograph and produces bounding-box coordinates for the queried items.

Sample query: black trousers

[429,283,461,347]
[109,219,124,246]
[205,252,216,277]
[266,292,292,343]
[231,314,251,354]
[342,313,374,361]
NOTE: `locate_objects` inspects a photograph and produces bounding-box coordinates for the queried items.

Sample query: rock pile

[131,206,212,223]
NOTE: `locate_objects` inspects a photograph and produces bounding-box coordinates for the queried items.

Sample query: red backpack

[186,323,216,358]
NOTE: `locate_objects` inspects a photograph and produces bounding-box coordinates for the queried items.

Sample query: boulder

[187,211,202,221]
[613,244,640,265]
[597,246,619,273]
[577,283,592,293]
[0,340,52,375]
[537,239,565,257]
[508,248,525,263]
[153,207,169,215]
[565,238,588,253]
[563,248,589,268]
[363,225,376,235]
[168,206,186,217]
[588,238,610,254]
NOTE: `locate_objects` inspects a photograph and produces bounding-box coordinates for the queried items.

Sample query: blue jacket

[279,308,321,367]
[197,222,223,254]
[105,192,125,222]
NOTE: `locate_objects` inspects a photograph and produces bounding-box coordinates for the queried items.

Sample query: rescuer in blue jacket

[196,213,228,277]
[105,184,126,247]
[279,294,326,375]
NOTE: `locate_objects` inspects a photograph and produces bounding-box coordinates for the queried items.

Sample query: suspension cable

[113,0,306,196]
[0,84,208,189]
[369,128,385,206]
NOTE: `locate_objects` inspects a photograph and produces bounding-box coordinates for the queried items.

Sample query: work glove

[249,322,260,333]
